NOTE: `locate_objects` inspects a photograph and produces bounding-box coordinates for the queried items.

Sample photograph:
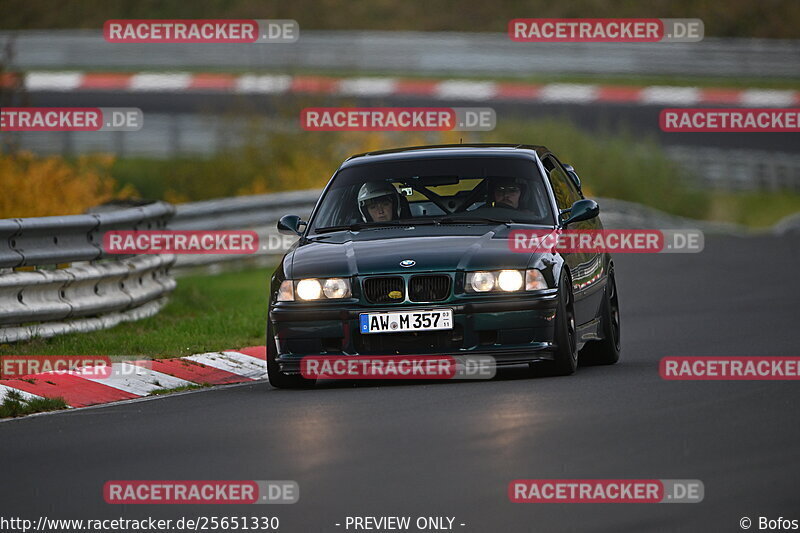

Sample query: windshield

[309,156,555,232]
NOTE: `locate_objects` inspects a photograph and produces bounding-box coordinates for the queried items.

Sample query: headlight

[323,278,351,299]
[296,279,323,300]
[497,270,524,291]
[468,271,495,292]
[466,269,547,293]
[281,278,352,301]
[525,269,547,291]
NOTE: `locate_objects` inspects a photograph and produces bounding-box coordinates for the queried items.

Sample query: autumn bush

[0,152,137,218]
[111,129,465,202]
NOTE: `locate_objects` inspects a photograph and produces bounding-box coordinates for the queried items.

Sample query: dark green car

[267,144,620,388]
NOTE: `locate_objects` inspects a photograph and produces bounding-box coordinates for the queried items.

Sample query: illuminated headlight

[497,270,524,291]
[466,269,547,293]
[296,279,323,300]
[525,269,547,291]
[467,271,495,292]
[281,278,352,301]
[323,278,351,299]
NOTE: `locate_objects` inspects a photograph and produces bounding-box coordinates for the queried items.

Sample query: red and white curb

[3,71,798,107]
[0,346,267,410]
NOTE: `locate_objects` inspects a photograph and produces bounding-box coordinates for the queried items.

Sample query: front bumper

[270,291,559,373]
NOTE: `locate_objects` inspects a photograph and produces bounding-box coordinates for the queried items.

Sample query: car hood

[286,225,556,278]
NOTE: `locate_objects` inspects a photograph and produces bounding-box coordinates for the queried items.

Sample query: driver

[358,182,401,222]
[491,177,525,209]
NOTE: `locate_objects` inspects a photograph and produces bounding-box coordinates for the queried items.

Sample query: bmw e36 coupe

[267,144,620,388]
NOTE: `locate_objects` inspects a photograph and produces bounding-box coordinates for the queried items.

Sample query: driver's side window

[544,156,580,211]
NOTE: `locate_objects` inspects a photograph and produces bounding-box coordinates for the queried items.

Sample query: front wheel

[266,324,316,389]
[537,272,578,376]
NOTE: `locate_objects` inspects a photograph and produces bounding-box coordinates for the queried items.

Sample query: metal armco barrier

[0,201,174,268]
[0,256,175,343]
[170,189,320,231]
[0,202,176,343]
[169,189,319,271]
[0,192,320,343]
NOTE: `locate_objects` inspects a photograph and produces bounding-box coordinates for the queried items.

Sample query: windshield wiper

[437,216,513,225]
[314,221,412,234]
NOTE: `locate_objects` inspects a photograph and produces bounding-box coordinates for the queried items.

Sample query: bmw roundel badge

[400,259,416,267]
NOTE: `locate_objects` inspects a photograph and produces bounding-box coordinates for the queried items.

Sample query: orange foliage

[0,152,137,218]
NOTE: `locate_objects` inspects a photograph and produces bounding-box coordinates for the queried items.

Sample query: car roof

[340,143,550,168]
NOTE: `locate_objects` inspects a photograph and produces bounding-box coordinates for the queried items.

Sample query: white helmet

[358,182,400,222]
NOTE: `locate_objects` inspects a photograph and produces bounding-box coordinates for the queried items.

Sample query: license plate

[359,309,453,334]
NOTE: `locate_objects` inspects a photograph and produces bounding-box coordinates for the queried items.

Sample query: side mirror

[277,215,306,236]
[563,163,582,192]
[561,199,599,226]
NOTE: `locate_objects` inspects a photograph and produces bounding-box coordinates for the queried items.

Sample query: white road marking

[235,74,292,93]
[435,80,497,100]
[640,86,701,105]
[25,71,84,91]
[129,72,192,91]
[337,77,397,96]
[75,363,194,396]
[539,83,599,103]
[184,351,267,379]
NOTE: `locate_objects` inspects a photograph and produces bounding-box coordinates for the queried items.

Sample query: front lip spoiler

[270,292,558,322]
[276,345,555,374]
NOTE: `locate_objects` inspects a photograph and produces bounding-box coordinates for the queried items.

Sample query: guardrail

[169,189,319,271]
[0,202,176,343]
[2,30,799,78]
[0,192,320,343]
[664,147,800,191]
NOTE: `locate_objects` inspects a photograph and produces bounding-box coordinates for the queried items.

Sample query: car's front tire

[536,271,578,376]
[266,323,316,389]
[580,268,621,365]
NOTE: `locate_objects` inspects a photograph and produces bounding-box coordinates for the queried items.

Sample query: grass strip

[0,267,272,357]
[0,390,68,418]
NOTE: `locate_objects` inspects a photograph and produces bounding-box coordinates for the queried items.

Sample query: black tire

[579,269,621,366]
[538,271,578,376]
[266,323,316,389]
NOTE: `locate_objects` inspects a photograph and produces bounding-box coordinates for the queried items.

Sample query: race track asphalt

[1,234,799,532]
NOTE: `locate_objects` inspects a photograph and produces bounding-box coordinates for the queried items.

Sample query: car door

[542,154,605,329]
